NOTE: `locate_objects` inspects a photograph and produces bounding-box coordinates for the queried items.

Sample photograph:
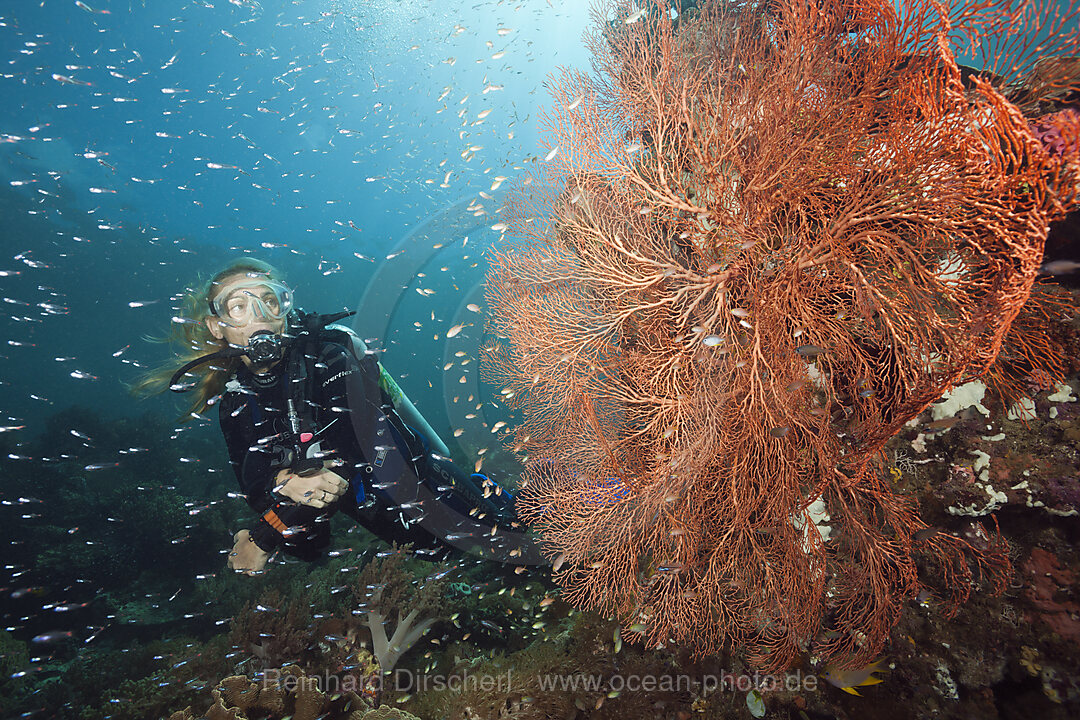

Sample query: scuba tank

[322,322,452,458]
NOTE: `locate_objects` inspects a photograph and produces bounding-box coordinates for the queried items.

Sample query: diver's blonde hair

[132,258,286,421]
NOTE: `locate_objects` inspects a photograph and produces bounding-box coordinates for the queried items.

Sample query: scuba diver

[154,258,538,575]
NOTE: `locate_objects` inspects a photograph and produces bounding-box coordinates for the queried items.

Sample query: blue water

[1,4,593,713]
[0,0,590,433]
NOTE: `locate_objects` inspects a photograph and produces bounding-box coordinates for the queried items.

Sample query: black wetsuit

[218,339,493,560]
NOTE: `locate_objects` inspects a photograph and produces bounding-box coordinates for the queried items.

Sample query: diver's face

[204,274,290,368]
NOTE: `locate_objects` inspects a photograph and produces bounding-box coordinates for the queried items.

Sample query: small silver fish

[32,630,74,643]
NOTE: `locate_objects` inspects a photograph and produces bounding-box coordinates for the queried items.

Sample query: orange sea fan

[484,0,1078,670]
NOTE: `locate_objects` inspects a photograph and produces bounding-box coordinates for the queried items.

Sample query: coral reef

[0,630,29,717]
[228,589,317,670]
[402,613,696,720]
[1023,547,1080,645]
[485,0,1078,670]
[350,547,450,676]
[31,635,231,720]
[165,664,420,720]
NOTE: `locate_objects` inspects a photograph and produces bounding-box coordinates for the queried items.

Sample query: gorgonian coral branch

[484,0,1077,670]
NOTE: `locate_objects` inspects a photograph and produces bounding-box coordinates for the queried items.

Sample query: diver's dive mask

[209,279,294,326]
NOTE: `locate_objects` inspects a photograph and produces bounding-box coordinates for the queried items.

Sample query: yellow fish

[821,659,888,696]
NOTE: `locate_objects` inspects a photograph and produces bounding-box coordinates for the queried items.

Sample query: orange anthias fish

[822,659,888,696]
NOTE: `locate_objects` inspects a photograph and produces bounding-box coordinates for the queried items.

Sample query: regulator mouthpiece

[245,330,287,365]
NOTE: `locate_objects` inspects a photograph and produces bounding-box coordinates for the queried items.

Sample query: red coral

[483,0,1078,670]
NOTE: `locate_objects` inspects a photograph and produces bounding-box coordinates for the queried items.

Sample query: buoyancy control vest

[281,311,543,564]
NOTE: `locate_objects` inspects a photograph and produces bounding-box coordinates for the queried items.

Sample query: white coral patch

[1006,396,1036,421]
[1048,382,1077,403]
[932,381,990,421]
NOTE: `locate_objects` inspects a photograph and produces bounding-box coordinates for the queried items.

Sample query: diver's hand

[228,530,269,576]
[273,466,349,508]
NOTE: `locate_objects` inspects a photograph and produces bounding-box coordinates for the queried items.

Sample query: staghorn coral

[351,547,450,676]
[483,0,1080,670]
